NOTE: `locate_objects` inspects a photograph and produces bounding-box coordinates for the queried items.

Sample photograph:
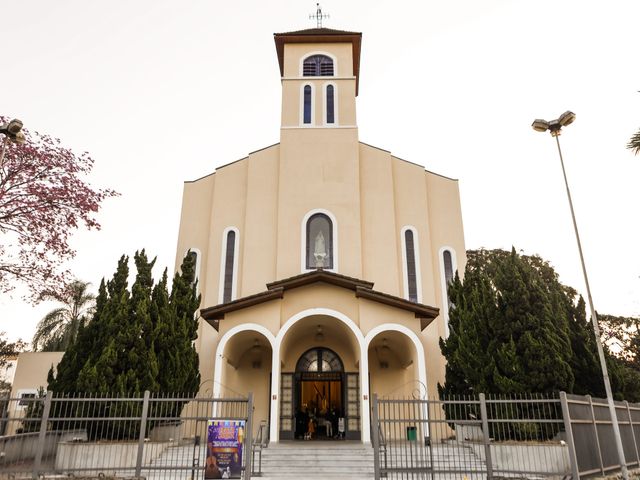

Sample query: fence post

[371,394,381,480]
[588,395,604,475]
[560,392,580,480]
[625,401,639,467]
[479,393,493,479]
[245,392,254,480]
[135,390,151,478]
[33,390,53,479]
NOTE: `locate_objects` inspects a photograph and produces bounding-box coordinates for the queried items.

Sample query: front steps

[141,438,488,479]
[257,441,375,479]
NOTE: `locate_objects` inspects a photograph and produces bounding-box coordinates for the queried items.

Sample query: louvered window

[223,231,236,303]
[303,55,334,76]
[405,230,418,302]
[326,85,335,124]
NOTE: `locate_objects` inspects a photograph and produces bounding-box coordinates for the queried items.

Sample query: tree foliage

[47,250,201,438]
[439,248,604,397]
[627,128,640,155]
[599,314,640,364]
[32,280,96,351]
[0,332,26,391]
[0,116,118,299]
[48,250,200,438]
[598,314,640,402]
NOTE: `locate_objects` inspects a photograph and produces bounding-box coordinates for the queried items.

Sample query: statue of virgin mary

[313,231,327,268]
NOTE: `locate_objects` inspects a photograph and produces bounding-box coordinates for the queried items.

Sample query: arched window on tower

[326,85,335,124]
[404,230,418,302]
[303,85,312,124]
[303,54,334,76]
[306,213,333,269]
[220,229,238,303]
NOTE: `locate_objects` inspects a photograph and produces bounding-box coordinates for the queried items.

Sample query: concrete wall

[468,442,571,475]
[0,429,86,463]
[55,441,170,474]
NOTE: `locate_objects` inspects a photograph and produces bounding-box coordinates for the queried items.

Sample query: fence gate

[371,393,575,480]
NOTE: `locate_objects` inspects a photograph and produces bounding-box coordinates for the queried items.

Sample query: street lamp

[532,111,628,480]
[0,118,26,167]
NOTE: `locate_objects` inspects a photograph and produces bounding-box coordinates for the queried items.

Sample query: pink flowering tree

[0,116,118,299]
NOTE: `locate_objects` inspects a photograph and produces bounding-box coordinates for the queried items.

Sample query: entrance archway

[213,324,275,438]
[272,308,367,442]
[364,323,427,398]
[294,347,344,440]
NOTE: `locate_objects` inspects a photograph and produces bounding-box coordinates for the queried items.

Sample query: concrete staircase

[257,441,374,479]
[139,439,487,480]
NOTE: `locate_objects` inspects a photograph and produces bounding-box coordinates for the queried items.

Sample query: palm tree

[32,280,96,351]
[627,129,640,155]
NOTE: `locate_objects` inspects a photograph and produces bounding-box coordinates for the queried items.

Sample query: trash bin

[406,426,417,441]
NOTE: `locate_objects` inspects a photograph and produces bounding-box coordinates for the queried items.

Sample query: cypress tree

[440,248,576,396]
[46,250,202,437]
[151,269,176,392]
[49,256,129,394]
[49,250,201,396]
[439,267,499,395]
[566,297,605,396]
[167,251,201,394]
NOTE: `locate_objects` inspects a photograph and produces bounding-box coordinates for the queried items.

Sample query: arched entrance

[365,324,428,399]
[293,347,344,440]
[274,310,365,442]
[213,324,275,438]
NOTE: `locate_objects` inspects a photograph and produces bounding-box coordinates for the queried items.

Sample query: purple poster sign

[205,420,245,479]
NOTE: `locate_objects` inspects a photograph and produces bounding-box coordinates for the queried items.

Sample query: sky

[1,0,639,344]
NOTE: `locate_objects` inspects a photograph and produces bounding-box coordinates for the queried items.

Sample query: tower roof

[274,28,362,94]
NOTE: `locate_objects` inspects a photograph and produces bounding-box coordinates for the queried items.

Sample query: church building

[174,27,466,444]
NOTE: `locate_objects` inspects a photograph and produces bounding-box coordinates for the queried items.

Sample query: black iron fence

[371,391,640,480]
[0,391,256,480]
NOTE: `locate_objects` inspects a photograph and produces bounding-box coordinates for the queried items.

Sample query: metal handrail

[378,423,388,477]
[251,420,268,476]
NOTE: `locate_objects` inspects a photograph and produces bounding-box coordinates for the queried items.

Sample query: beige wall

[7,352,64,435]
[10,352,63,397]
[175,32,468,436]
[281,43,356,128]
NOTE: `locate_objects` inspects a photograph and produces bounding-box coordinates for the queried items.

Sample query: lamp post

[532,111,628,480]
[0,118,26,167]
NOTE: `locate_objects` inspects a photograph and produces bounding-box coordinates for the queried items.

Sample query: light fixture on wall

[377,338,391,369]
[315,325,324,342]
[251,339,262,369]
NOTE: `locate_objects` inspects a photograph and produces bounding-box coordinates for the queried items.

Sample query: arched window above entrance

[306,213,333,269]
[296,347,343,373]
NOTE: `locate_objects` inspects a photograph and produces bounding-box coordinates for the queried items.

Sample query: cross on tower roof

[309,3,329,28]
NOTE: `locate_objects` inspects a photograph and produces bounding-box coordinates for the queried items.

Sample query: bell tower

[273,29,362,130]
